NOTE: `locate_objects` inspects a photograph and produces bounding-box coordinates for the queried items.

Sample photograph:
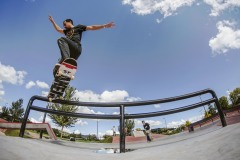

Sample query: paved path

[0,122,239,160]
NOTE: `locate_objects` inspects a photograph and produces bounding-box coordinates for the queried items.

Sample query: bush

[4,129,20,137]
[100,135,113,143]
[4,129,31,138]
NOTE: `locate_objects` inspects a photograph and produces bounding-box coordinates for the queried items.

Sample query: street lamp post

[163,118,167,129]
[97,119,99,139]
[199,96,207,113]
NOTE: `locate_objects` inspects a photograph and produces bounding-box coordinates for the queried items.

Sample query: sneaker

[53,64,61,77]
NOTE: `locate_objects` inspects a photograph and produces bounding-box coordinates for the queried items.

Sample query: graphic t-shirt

[63,24,87,44]
[143,123,150,131]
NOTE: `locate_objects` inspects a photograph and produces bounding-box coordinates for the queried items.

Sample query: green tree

[9,99,24,122]
[204,111,211,118]
[219,96,230,109]
[204,104,217,118]
[176,124,185,132]
[135,128,142,131]
[48,86,79,139]
[87,134,98,141]
[185,120,191,127]
[125,119,135,136]
[0,106,11,121]
[208,104,217,115]
[229,88,240,107]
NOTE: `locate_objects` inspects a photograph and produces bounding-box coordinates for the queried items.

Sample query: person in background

[142,120,152,142]
[112,126,116,136]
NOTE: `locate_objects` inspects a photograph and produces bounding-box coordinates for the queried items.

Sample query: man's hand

[86,22,116,31]
[49,15,54,23]
[104,22,115,28]
[49,15,64,34]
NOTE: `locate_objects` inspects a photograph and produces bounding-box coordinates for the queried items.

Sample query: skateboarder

[142,120,152,142]
[48,16,115,74]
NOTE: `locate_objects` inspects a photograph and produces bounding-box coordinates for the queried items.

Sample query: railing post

[40,104,49,139]
[119,105,125,153]
[209,90,227,127]
[19,97,34,137]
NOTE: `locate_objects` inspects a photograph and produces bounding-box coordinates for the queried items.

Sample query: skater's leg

[146,133,151,142]
[60,38,82,60]
[57,37,71,61]
[53,37,71,76]
[70,44,82,60]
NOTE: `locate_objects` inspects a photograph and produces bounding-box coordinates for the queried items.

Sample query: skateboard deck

[47,58,77,101]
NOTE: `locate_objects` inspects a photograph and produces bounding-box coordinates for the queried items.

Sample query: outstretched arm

[86,22,115,31]
[49,16,64,34]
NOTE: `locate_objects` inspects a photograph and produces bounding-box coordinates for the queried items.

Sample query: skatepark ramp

[19,88,227,153]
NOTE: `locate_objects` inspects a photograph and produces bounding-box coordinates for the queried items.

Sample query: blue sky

[0,0,240,136]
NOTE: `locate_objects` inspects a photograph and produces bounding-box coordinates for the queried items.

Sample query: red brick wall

[0,118,8,133]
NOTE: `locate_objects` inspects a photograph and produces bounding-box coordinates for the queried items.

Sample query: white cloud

[26,80,49,89]
[62,128,71,133]
[167,119,185,128]
[97,130,120,137]
[135,119,162,126]
[188,115,202,122]
[226,90,231,95]
[30,117,41,123]
[126,96,142,102]
[76,119,88,126]
[39,115,52,123]
[25,81,36,89]
[100,90,129,102]
[154,104,161,108]
[209,20,240,54]
[77,106,105,115]
[147,120,162,126]
[36,80,49,89]
[0,90,4,97]
[112,112,120,115]
[74,89,141,115]
[105,130,114,136]
[0,81,4,101]
[204,0,240,16]
[0,62,27,85]
[0,81,3,89]
[167,115,202,128]
[122,0,240,21]
[74,130,81,134]
[0,62,27,101]
[74,89,141,103]
[156,18,162,24]
[41,91,49,97]
[74,90,100,102]
[122,0,196,18]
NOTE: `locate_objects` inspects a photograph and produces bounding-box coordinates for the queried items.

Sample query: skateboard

[47,58,77,101]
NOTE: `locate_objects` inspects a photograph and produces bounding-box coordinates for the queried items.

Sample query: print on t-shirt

[64,24,87,44]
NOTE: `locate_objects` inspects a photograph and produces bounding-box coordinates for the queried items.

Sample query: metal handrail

[19,88,227,153]
[27,88,215,107]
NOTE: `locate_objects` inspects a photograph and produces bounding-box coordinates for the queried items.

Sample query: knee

[57,37,65,44]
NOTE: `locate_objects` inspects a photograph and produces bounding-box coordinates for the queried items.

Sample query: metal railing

[19,88,227,153]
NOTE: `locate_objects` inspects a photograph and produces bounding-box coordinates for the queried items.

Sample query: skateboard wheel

[58,71,63,76]
[49,98,53,102]
[71,76,75,80]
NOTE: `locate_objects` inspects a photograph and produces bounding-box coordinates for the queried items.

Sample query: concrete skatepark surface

[0,122,240,160]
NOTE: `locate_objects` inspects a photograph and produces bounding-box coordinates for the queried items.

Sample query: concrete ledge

[0,122,57,140]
